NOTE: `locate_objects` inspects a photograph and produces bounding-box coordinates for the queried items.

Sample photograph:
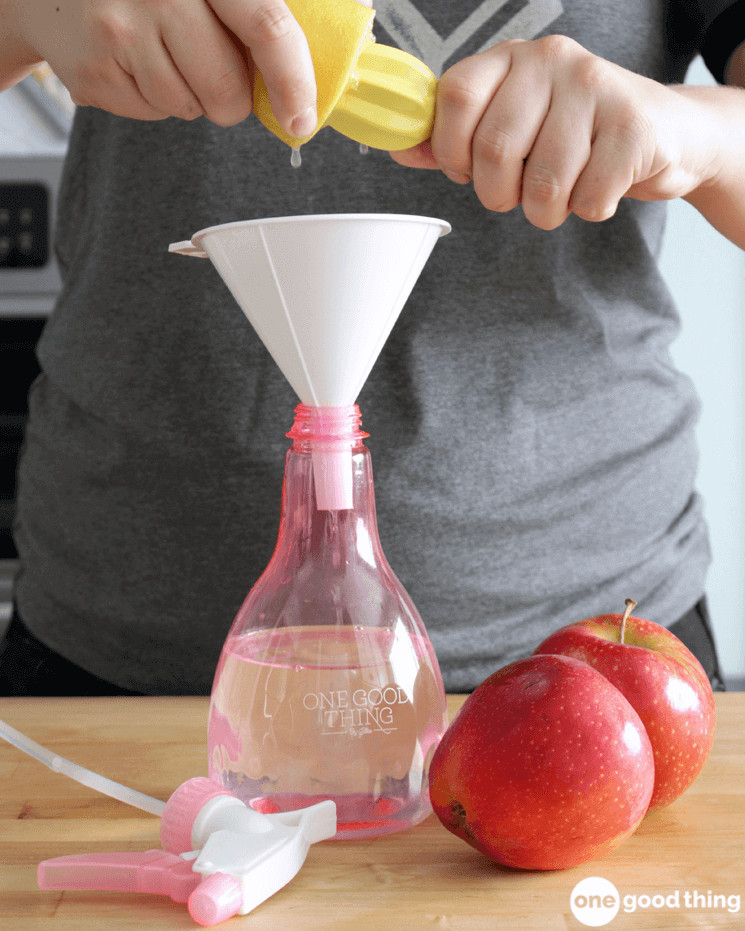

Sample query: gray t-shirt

[13,0,732,692]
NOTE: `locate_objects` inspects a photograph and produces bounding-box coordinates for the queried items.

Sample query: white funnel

[170,214,450,406]
[170,213,450,507]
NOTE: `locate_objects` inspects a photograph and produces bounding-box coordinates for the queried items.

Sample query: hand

[391,36,722,230]
[5,0,318,132]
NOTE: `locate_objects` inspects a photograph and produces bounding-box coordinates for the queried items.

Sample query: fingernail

[444,170,471,185]
[291,107,317,138]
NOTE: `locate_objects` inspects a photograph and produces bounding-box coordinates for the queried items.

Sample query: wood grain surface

[0,694,742,929]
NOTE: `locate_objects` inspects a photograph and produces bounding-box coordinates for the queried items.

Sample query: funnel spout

[289,405,366,511]
[311,445,353,511]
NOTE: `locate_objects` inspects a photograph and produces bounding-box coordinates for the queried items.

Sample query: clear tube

[0,718,166,816]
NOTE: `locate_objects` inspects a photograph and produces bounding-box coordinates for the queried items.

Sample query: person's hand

[391,36,723,230]
[5,0,318,132]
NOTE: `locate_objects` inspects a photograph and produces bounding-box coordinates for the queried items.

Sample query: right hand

[391,36,732,233]
[5,0,318,132]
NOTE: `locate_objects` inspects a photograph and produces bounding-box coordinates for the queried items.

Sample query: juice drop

[290,147,302,169]
[359,144,369,156]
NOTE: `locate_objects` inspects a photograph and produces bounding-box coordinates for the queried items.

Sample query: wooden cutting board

[1,693,743,929]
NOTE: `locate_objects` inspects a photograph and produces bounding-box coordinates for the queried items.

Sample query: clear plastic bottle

[208,403,448,839]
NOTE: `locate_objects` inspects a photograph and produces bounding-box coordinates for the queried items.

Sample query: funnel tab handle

[169,240,208,257]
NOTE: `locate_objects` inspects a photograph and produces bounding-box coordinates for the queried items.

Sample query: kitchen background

[1,57,743,688]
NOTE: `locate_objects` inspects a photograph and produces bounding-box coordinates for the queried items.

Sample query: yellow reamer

[251,0,437,151]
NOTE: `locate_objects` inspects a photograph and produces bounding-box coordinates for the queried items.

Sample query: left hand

[390,36,722,230]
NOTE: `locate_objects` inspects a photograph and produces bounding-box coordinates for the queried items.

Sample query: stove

[0,69,72,616]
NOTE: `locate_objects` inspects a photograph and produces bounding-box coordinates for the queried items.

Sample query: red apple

[428,654,654,870]
[533,600,716,810]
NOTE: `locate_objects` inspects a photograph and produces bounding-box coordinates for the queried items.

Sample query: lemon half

[252,0,376,148]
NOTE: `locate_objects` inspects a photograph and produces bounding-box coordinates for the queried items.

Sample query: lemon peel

[252,0,437,151]
[252,0,376,148]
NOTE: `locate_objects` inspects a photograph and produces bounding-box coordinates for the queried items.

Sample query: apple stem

[620,598,637,644]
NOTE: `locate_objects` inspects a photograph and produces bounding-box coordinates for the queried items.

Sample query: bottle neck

[286,403,368,442]
[286,404,369,511]
[274,404,382,565]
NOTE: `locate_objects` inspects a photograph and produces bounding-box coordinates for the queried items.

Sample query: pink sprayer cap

[160,777,236,854]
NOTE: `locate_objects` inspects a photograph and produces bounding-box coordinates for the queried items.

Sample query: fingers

[430,44,513,185]
[108,30,202,121]
[145,0,313,129]
[424,36,665,229]
[22,0,316,129]
[469,44,554,214]
[161,5,253,125]
[569,105,653,221]
[208,0,316,135]
[63,0,252,124]
[517,73,595,228]
[389,139,439,170]
[71,62,168,121]
[432,37,595,228]
[43,1,185,121]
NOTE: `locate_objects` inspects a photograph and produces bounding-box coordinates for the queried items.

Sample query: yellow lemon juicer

[252,0,437,151]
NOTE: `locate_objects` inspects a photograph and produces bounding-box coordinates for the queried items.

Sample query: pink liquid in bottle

[209,625,444,838]
[208,405,448,839]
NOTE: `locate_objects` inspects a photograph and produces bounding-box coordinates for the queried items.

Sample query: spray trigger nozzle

[0,721,336,924]
[38,777,337,926]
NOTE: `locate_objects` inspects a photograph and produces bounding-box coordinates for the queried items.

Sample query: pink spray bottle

[170,215,452,838]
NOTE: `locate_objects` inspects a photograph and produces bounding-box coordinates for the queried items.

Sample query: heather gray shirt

[14,0,733,692]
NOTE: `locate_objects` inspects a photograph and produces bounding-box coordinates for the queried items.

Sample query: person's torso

[14,0,710,692]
